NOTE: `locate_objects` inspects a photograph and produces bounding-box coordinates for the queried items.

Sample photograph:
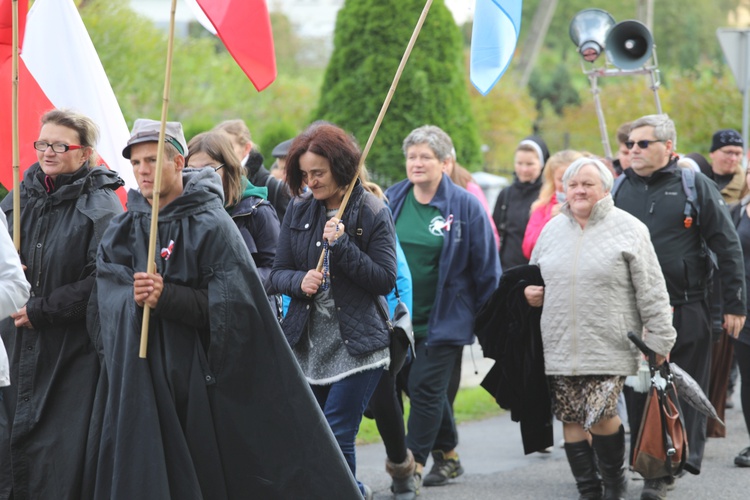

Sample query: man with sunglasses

[612,114,746,500]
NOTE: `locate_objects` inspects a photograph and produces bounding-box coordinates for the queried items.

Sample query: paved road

[357,348,750,499]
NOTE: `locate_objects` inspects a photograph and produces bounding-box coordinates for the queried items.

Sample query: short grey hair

[402,125,454,161]
[562,157,614,192]
[630,113,677,149]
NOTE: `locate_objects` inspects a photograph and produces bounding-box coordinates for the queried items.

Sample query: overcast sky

[445,0,475,24]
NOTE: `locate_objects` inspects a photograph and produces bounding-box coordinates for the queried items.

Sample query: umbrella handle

[627,331,660,374]
[627,331,652,356]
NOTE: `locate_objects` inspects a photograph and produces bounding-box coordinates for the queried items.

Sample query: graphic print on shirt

[429,214,456,236]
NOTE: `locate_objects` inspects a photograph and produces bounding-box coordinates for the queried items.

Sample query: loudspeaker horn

[569,9,616,62]
[605,20,654,70]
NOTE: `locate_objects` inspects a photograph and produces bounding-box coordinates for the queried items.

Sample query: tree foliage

[537,70,742,157]
[70,0,750,177]
[467,68,538,176]
[521,0,743,72]
[517,0,747,158]
[314,0,481,184]
[80,0,320,144]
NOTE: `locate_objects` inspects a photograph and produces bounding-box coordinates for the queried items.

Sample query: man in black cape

[88,119,360,499]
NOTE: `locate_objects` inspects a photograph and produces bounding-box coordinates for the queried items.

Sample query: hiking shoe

[735,447,750,467]
[423,450,464,487]
[640,476,673,500]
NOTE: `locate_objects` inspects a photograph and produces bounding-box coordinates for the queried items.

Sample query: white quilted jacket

[530,195,676,376]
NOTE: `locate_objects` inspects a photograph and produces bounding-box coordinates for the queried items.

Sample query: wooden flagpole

[11,0,20,251]
[140,0,178,358]
[315,0,434,273]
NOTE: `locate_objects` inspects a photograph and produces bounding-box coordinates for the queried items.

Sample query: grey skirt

[548,375,625,430]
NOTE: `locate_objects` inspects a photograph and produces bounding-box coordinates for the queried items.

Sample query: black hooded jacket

[0,163,123,500]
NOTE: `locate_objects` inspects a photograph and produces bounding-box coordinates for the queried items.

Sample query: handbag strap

[374,295,392,331]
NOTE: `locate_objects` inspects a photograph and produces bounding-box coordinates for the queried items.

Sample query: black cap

[271,138,294,158]
[710,129,743,153]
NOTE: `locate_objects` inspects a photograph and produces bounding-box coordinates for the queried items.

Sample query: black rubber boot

[591,425,628,500]
[564,440,603,500]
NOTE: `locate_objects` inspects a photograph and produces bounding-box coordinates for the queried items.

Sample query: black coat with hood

[230,194,279,291]
[0,163,123,500]
[89,169,359,499]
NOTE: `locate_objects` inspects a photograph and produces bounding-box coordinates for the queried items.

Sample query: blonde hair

[448,162,474,189]
[213,119,251,149]
[530,150,583,212]
[358,165,386,201]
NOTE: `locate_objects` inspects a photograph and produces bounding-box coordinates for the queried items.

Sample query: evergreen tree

[314,0,481,184]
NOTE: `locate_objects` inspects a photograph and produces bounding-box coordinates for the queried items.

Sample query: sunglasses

[625,139,665,150]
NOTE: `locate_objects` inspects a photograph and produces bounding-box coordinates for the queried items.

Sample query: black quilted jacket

[270,184,397,356]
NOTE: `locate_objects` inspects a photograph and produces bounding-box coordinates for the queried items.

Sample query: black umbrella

[670,362,723,426]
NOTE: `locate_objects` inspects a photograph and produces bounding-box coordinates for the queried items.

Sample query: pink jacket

[522,197,558,259]
[466,181,500,249]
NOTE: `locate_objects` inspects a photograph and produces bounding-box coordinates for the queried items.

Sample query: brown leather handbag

[628,332,688,479]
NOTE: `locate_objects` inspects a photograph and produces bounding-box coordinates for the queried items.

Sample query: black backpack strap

[342,190,368,248]
[265,175,282,206]
[610,174,626,199]
[680,167,698,229]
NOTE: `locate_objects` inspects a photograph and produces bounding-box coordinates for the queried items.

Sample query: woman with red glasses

[0,109,124,499]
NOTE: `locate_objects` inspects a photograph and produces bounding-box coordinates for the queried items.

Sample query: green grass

[356,386,504,446]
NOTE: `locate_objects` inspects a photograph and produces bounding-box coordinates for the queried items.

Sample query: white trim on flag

[23,0,136,192]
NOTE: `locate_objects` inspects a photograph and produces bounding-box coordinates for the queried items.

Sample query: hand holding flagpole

[315,0,434,274]
[140,0,178,358]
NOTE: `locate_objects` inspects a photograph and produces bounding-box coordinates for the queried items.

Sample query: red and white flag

[0,0,134,203]
[186,0,276,91]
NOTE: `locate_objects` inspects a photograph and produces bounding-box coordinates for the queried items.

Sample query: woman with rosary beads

[269,122,397,499]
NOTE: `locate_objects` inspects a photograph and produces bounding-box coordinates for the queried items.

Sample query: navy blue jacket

[385,174,502,346]
[270,183,397,356]
[230,195,279,292]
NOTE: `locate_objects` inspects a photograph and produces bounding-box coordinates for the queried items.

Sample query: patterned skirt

[548,375,625,431]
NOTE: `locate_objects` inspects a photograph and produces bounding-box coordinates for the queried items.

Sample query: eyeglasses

[33,141,84,153]
[719,149,743,157]
[625,139,665,150]
[187,163,224,172]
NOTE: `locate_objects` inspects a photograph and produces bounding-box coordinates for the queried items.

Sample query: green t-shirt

[395,188,445,338]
